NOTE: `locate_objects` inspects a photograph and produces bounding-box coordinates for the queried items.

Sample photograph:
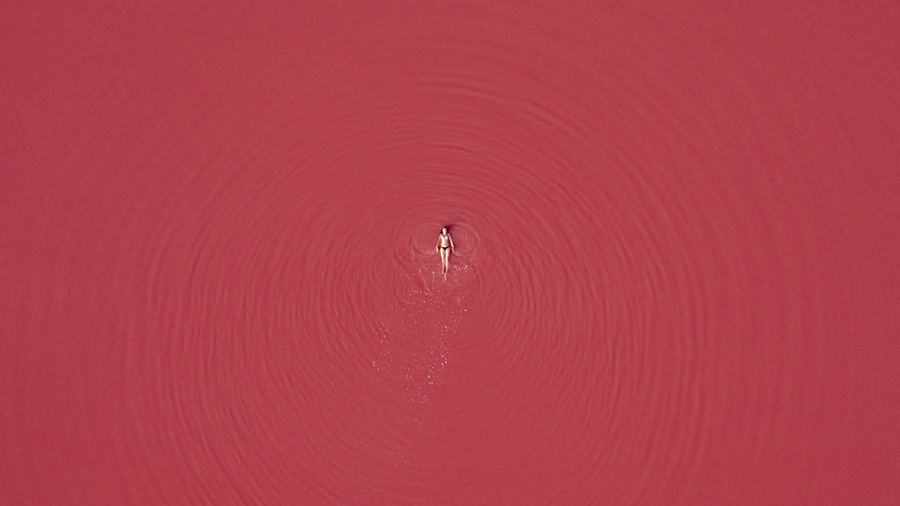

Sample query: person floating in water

[435,227,455,276]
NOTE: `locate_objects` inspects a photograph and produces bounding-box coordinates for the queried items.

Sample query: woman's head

[442,227,448,234]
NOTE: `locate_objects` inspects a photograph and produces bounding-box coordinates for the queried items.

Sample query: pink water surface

[2,2,899,505]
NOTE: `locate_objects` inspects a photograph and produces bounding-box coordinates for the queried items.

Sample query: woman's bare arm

[449,235,455,252]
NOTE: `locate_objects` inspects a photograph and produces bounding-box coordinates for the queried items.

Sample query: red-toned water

[2,2,899,505]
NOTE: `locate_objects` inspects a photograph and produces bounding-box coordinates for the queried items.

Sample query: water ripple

[3,2,899,505]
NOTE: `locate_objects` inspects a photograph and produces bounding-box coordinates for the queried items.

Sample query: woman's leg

[440,248,450,273]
